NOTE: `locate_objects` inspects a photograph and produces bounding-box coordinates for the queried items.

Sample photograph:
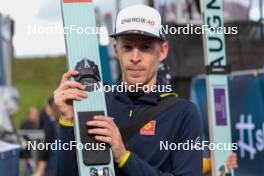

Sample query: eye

[140,45,153,51]
[122,45,133,51]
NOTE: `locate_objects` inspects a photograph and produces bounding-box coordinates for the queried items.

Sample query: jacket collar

[113,76,168,105]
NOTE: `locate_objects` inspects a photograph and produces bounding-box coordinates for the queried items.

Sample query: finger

[61,93,84,101]
[229,160,237,165]
[232,153,237,156]
[88,128,111,136]
[228,156,237,163]
[231,158,237,162]
[228,164,238,169]
[62,89,88,98]
[227,160,237,168]
[226,162,234,167]
[229,154,236,158]
[230,153,237,159]
[93,115,114,124]
[227,155,235,162]
[60,70,79,83]
[60,80,86,90]
[95,136,112,144]
[87,120,110,129]
[57,92,86,104]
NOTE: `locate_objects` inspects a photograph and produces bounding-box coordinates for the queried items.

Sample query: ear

[159,41,169,62]
[114,40,119,60]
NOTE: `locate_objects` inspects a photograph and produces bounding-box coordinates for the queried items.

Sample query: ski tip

[63,0,92,3]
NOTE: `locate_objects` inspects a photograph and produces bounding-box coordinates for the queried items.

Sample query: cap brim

[110,30,165,41]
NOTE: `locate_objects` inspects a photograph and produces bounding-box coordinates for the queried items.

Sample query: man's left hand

[87,115,127,163]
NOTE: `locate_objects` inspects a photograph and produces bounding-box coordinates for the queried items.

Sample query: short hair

[48,96,54,106]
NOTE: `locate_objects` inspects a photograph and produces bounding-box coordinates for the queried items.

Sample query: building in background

[150,0,264,98]
[155,0,258,24]
[0,12,19,138]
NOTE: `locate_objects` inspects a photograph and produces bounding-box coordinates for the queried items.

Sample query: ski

[61,0,116,176]
[200,0,234,175]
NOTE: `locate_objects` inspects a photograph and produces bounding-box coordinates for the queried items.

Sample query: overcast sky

[0,0,262,58]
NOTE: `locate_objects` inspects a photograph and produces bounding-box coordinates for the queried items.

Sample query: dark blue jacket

[58,81,203,176]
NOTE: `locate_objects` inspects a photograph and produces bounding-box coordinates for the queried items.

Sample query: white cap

[110,4,165,41]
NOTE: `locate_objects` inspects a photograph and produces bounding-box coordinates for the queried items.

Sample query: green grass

[12,56,67,128]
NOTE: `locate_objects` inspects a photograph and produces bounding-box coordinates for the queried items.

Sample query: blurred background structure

[0,12,20,176]
[0,13,14,85]
[0,0,263,175]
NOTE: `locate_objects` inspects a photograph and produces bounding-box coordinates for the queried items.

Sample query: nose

[130,48,141,64]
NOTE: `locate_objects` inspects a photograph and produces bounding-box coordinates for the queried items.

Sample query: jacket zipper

[128,103,134,118]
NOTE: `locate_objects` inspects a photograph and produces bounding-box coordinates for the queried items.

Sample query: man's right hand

[54,70,87,122]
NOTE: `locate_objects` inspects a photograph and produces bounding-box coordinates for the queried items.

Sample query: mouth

[126,67,144,77]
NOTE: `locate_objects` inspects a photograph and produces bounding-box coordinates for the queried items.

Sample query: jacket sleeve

[38,121,54,161]
[57,125,78,176]
[120,103,203,176]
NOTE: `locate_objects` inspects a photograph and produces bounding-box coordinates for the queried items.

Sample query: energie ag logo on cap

[121,17,155,27]
[110,4,165,41]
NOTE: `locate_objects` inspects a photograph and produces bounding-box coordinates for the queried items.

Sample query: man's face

[114,35,168,85]
[28,107,38,122]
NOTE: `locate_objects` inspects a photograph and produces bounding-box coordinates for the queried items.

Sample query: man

[21,106,39,130]
[20,107,39,176]
[32,97,59,176]
[54,4,202,176]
